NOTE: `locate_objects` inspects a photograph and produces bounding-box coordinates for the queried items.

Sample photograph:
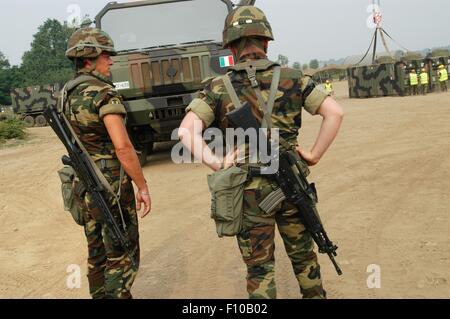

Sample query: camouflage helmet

[222,6,274,48]
[66,27,117,59]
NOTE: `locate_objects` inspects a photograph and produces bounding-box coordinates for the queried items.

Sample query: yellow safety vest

[324,83,333,93]
[439,69,448,82]
[420,72,429,85]
[409,73,418,86]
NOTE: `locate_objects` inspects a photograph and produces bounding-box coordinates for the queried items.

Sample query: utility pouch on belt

[57,166,86,226]
[207,166,248,238]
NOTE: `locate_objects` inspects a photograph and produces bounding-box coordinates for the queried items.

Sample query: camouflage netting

[402,52,424,62]
[376,55,396,64]
[431,49,450,58]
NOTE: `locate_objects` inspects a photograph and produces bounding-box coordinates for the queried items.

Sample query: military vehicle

[95,0,240,164]
[399,52,425,95]
[428,49,450,93]
[10,84,61,127]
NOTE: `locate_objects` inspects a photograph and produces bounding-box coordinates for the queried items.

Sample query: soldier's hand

[296,147,319,166]
[136,188,152,218]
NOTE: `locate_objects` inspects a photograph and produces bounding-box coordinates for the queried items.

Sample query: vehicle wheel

[137,146,148,166]
[137,141,155,166]
[35,115,47,127]
[132,128,154,166]
[23,116,35,127]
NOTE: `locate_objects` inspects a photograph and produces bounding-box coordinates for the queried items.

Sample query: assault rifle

[248,149,342,276]
[276,151,341,275]
[43,105,137,268]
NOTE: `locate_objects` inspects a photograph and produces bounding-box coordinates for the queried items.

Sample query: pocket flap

[57,166,76,184]
[207,166,248,192]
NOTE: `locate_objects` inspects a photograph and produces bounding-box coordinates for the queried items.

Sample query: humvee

[95,0,239,163]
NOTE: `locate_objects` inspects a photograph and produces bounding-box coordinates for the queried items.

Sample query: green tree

[309,59,319,69]
[292,62,301,70]
[21,19,74,86]
[302,64,308,71]
[8,66,25,90]
[0,52,12,105]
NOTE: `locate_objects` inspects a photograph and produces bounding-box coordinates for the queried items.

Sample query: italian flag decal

[219,55,235,68]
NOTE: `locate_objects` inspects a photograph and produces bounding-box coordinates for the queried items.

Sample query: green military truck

[95,0,238,163]
[10,84,61,127]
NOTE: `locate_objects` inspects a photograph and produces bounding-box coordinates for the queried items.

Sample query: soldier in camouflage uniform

[65,28,151,299]
[179,6,343,299]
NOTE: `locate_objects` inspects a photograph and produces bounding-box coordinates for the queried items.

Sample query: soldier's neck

[238,52,267,63]
[76,70,113,85]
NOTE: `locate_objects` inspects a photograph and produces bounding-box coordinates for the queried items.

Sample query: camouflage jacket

[187,58,328,145]
[65,70,127,162]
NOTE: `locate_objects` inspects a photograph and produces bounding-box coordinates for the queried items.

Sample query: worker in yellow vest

[419,68,429,95]
[409,69,419,96]
[438,65,448,92]
[324,79,334,96]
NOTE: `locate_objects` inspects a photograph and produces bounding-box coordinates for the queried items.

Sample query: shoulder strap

[58,74,101,114]
[222,66,281,129]
[222,67,295,153]
[221,73,242,109]
[67,74,100,92]
[245,65,281,129]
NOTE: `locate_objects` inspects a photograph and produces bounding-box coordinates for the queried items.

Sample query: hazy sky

[1,0,449,66]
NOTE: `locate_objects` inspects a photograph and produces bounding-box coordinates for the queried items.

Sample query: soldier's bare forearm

[179,112,222,171]
[310,97,344,163]
[180,129,222,171]
[115,146,148,191]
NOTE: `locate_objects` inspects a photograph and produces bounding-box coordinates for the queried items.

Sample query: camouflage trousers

[236,178,325,299]
[440,81,448,92]
[410,85,418,96]
[75,163,140,299]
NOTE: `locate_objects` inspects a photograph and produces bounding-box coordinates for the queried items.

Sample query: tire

[23,116,35,127]
[137,141,154,166]
[35,115,47,127]
[131,127,154,166]
[137,146,148,166]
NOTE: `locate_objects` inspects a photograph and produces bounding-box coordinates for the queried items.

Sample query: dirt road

[1,81,449,299]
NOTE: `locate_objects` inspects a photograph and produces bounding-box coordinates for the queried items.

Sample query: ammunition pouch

[57,166,86,226]
[226,102,261,131]
[258,187,286,216]
[252,151,318,215]
[207,166,248,238]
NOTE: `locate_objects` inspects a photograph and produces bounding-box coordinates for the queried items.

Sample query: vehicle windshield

[100,0,229,52]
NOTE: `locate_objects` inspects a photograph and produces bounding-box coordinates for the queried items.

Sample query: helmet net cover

[223,6,274,48]
[66,27,117,59]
